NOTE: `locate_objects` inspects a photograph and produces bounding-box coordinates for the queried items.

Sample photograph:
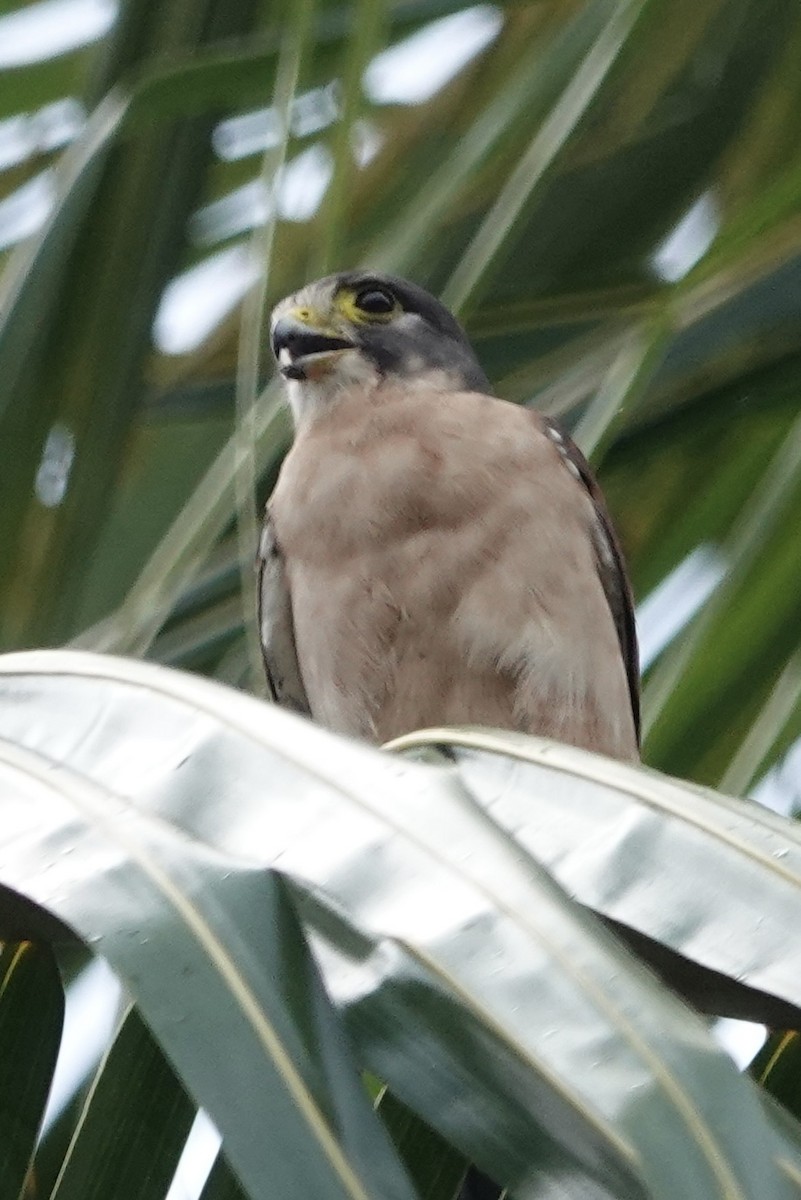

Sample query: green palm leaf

[4,0,801,1193]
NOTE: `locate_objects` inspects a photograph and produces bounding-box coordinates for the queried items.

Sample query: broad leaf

[0,648,792,1200]
[387,728,801,1026]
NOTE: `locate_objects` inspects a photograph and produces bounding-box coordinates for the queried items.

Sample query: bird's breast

[269,388,636,756]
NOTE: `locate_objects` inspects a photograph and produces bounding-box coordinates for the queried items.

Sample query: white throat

[284,349,380,428]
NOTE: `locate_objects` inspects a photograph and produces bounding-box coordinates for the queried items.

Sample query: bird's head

[270,271,489,425]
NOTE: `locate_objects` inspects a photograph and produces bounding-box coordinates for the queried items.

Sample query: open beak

[271,316,355,381]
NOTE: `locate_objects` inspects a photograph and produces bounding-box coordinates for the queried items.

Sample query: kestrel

[258,271,639,760]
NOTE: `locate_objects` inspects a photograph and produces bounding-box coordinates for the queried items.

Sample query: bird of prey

[259,270,639,761]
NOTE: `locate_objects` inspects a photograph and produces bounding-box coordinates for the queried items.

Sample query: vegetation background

[3,0,801,1197]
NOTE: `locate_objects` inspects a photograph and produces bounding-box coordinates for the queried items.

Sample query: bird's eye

[354,288,396,316]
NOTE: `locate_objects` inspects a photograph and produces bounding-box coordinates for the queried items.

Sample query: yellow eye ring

[338,285,399,323]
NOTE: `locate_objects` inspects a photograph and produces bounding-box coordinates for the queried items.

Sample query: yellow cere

[287,305,331,329]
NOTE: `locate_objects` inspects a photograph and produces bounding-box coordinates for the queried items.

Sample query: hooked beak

[271,316,355,381]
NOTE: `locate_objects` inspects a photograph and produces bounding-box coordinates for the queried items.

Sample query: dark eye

[354,287,395,315]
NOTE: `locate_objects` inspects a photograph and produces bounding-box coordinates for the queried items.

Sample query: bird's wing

[256,509,311,714]
[540,415,640,746]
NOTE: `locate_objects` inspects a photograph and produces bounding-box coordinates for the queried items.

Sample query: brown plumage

[259,272,639,761]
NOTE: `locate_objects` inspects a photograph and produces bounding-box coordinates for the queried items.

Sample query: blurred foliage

[4,0,801,1193]
[3,0,801,794]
